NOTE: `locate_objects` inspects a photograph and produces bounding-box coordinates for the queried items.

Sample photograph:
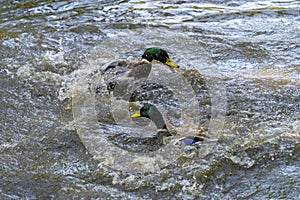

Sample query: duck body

[102,47,179,99]
[103,47,178,73]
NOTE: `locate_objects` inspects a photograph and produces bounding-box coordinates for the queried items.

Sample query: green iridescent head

[142,47,179,68]
[131,104,154,119]
[131,104,167,129]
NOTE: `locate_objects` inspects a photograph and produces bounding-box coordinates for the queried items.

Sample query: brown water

[1,0,299,199]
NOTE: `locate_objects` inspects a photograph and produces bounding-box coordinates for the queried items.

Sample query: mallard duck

[131,104,208,145]
[103,47,179,98]
[104,47,179,73]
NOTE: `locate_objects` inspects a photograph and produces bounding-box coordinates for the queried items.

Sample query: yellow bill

[131,111,141,118]
[165,58,179,68]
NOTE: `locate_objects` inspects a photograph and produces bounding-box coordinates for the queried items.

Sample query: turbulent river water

[1,0,300,199]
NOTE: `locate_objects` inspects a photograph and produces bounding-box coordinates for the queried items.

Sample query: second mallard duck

[131,104,208,145]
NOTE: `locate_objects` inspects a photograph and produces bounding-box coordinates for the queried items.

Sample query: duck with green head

[103,47,179,95]
[104,47,179,73]
[131,104,207,145]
